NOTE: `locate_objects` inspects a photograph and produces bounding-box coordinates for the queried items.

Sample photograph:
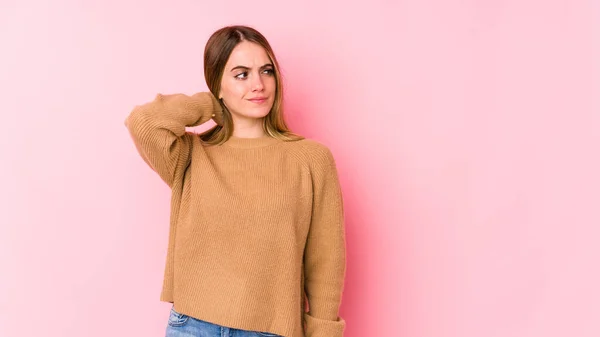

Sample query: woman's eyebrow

[230,63,273,72]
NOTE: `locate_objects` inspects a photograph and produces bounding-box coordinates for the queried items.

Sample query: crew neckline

[222,135,282,149]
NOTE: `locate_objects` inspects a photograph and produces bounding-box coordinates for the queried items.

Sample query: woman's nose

[251,74,264,92]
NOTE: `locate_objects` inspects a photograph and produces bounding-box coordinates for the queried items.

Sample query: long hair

[200,25,303,144]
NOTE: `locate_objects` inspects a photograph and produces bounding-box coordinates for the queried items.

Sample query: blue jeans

[165,306,282,337]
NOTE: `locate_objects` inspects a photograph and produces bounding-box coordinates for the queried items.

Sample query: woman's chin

[233,110,271,120]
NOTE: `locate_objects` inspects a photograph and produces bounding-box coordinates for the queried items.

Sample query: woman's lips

[248,98,267,104]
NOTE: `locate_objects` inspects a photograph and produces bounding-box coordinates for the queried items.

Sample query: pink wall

[1,1,599,336]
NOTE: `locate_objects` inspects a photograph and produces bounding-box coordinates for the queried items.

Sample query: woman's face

[219,41,276,121]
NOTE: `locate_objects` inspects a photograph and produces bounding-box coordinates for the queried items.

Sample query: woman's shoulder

[283,137,337,168]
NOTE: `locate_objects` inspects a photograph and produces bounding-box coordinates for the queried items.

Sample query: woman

[125,25,346,337]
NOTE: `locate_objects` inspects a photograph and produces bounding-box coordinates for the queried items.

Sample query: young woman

[125,25,346,337]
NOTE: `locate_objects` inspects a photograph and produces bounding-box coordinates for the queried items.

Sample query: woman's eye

[235,69,273,80]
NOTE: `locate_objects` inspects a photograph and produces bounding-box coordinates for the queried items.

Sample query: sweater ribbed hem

[173,296,304,337]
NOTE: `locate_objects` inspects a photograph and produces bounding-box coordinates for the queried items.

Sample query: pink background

[1,0,599,336]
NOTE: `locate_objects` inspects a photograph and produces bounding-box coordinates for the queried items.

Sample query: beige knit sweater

[124,92,346,337]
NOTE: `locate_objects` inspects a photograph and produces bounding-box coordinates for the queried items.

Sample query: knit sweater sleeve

[303,147,347,337]
[124,92,223,187]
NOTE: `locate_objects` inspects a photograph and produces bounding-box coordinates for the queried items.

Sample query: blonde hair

[200,25,303,144]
